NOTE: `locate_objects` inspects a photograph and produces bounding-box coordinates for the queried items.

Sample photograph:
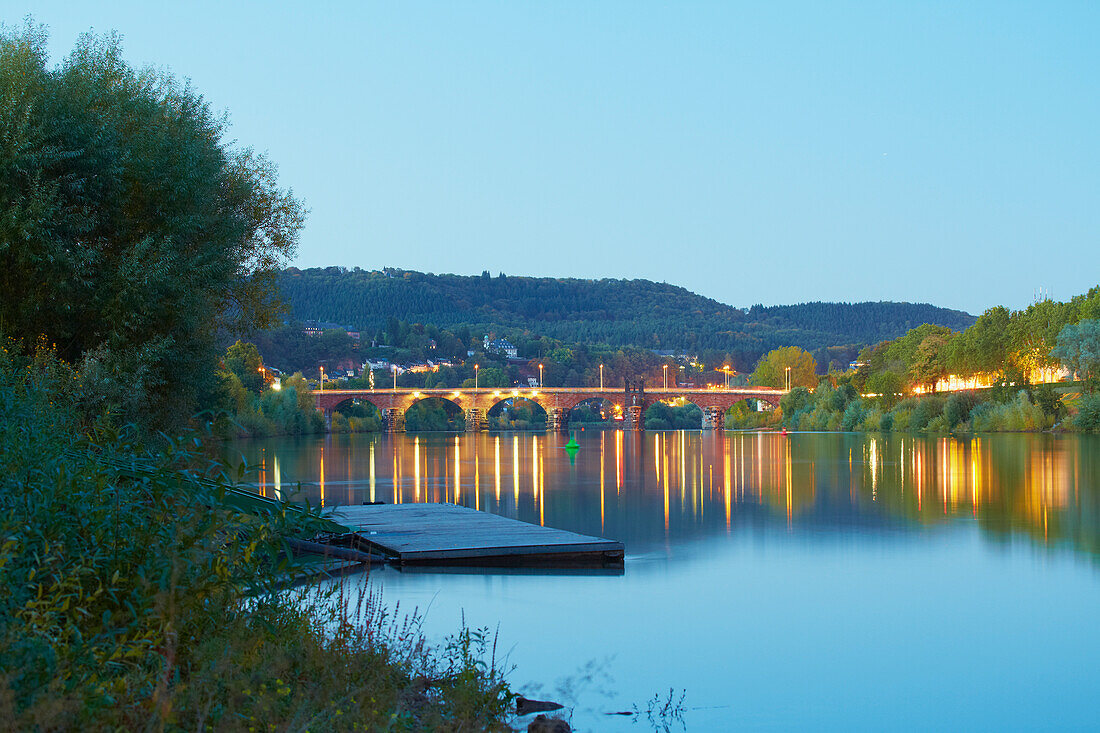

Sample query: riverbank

[728,382,1100,434]
[0,348,514,730]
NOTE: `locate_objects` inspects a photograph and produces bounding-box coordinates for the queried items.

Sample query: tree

[909,333,950,393]
[947,306,1011,377]
[0,24,304,428]
[750,346,817,388]
[222,341,264,393]
[1051,319,1100,392]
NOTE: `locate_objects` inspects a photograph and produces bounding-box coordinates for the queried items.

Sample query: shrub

[780,386,813,416]
[910,396,946,431]
[1075,394,1100,431]
[970,391,1046,431]
[944,393,977,428]
[0,346,515,729]
[841,400,866,431]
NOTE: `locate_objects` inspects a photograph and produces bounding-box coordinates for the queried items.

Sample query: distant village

[289,319,708,389]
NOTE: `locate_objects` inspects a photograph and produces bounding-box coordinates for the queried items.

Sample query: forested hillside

[278,267,975,365]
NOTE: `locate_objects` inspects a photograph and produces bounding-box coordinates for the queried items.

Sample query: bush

[970,391,1047,431]
[780,387,813,416]
[910,396,946,431]
[841,400,866,431]
[1074,394,1100,431]
[944,393,977,428]
[0,345,515,730]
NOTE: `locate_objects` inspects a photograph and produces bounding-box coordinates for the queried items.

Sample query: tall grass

[0,343,514,730]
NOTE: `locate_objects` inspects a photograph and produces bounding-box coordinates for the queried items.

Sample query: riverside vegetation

[0,24,515,729]
[0,345,513,730]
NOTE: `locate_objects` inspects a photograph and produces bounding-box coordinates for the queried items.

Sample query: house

[302,320,358,338]
[483,336,518,358]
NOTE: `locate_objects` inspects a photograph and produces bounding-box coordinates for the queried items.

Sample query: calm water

[226,430,1100,731]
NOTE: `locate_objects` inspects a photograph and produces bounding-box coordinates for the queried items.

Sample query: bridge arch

[403,396,466,432]
[644,397,704,430]
[485,396,549,430]
[568,396,619,424]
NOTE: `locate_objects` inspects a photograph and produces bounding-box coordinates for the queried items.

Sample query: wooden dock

[328,503,624,568]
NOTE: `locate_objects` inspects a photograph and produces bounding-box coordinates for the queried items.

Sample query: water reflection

[229,431,1100,560]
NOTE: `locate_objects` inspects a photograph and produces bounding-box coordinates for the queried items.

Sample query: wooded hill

[278,267,975,365]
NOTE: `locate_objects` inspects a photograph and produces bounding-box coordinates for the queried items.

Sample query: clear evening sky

[19,1,1099,315]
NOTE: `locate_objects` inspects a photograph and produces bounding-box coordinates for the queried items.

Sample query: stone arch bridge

[313,384,785,433]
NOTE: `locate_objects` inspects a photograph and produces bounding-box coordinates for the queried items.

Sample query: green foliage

[841,400,866,431]
[644,401,702,430]
[909,396,946,432]
[223,340,265,393]
[405,398,465,432]
[969,391,1048,432]
[780,386,813,415]
[0,344,514,730]
[1074,394,1100,432]
[750,346,818,388]
[944,392,977,428]
[0,24,304,430]
[214,345,328,437]
[909,332,952,393]
[276,267,976,370]
[488,398,547,430]
[1051,319,1100,392]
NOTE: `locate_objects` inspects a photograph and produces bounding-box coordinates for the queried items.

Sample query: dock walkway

[328,503,624,567]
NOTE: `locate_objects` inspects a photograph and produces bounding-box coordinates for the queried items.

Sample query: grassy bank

[0,345,514,730]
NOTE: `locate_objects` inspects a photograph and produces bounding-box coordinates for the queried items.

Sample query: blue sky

[17,1,1099,314]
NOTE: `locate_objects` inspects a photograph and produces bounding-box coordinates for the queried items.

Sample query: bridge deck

[328,503,624,567]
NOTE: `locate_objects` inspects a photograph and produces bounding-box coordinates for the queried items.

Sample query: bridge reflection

[243,431,1100,559]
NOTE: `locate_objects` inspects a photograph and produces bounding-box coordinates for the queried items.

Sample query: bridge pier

[323,408,333,432]
[547,408,569,433]
[624,405,644,431]
[700,406,723,430]
[464,407,486,432]
[381,407,405,433]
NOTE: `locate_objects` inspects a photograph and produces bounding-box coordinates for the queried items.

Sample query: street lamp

[599,363,604,390]
[319,365,325,393]
[474,363,479,390]
[663,363,668,389]
[723,364,730,390]
[392,365,397,390]
[785,366,791,391]
[539,363,544,388]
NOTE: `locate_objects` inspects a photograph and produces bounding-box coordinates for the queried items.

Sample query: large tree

[1051,319,1100,392]
[750,346,817,389]
[0,23,304,427]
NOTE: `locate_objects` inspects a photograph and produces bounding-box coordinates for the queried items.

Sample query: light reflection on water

[228,431,1100,731]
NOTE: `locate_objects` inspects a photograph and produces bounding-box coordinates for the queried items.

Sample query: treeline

[737,286,1100,433]
[276,267,976,371]
[850,287,1100,397]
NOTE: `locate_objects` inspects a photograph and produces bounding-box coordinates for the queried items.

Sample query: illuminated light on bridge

[313,384,786,433]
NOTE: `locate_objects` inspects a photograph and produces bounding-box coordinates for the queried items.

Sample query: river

[225,430,1100,731]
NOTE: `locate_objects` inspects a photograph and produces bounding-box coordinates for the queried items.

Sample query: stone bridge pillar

[381,407,405,433]
[547,407,569,433]
[322,408,333,432]
[464,407,485,432]
[624,379,646,431]
[701,406,722,430]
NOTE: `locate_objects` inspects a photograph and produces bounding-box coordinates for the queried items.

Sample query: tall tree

[750,346,817,389]
[0,24,304,427]
[1051,320,1100,392]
